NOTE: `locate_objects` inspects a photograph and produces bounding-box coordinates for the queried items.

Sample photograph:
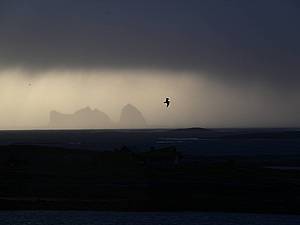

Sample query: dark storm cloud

[0,0,300,84]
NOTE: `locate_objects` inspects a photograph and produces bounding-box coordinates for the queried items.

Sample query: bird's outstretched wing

[164,98,170,107]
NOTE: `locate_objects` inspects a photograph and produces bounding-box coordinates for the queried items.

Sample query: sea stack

[119,104,147,128]
[49,107,113,129]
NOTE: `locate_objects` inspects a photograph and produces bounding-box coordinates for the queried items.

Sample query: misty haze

[0,69,299,129]
[49,104,147,129]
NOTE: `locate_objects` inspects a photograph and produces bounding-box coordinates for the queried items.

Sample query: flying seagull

[164,98,170,107]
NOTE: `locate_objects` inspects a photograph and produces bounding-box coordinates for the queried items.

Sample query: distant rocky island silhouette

[119,104,147,128]
[49,104,147,129]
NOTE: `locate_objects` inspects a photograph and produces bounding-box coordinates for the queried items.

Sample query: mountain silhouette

[119,104,147,128]
[49,107,113,129]
[49,104,147,129]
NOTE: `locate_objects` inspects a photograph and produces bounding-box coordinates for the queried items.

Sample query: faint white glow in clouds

[0,69,299,129]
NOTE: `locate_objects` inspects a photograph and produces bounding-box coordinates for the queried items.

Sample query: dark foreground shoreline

[0,143,300,215]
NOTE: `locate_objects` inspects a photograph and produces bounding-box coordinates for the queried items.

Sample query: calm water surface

[1,129,300,156]
[0,211,299,225]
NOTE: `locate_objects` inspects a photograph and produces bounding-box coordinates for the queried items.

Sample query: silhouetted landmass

[0,144,300,214]
[119,104,147,128]
[49,104,147,129]
[49,107,113,129]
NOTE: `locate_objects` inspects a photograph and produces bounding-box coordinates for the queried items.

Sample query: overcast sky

[0,0,299,128]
